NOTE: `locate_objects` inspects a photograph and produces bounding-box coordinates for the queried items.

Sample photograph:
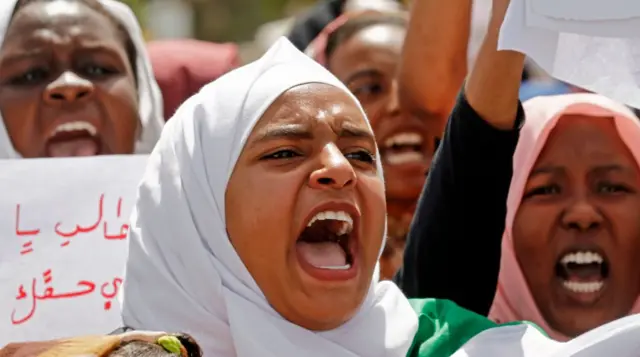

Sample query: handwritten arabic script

[0,155,146,344]
[16,194,130,254]
[12,270,123,325]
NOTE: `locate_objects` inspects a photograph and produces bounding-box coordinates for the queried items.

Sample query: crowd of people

[1,0,640,356]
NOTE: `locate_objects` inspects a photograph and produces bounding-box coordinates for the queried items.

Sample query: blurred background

[120,0,319,61]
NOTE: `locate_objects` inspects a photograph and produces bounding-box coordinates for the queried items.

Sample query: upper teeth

[307,211,353,236]
[52,121,97,137]
[561,251,604,265]
[384,132,423,148]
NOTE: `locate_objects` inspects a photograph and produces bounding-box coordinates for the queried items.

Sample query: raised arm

[396,0,525,316]
[397,0,470,122]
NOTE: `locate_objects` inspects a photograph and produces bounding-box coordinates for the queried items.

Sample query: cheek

[360,176,386,258]
[99,78,138,151]
[0,90,42,155]
[512,204,557,264]
[226,172,298,275]
[358,98,387,129]
[605,198,640,252]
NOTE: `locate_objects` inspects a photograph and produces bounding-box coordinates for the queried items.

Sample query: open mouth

[555,250,609,298]
[296,210,358,280]
[45,121,102,157]
[381,132,425,165]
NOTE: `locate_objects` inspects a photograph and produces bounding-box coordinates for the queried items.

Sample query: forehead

[342,24,405,55]
[537,115,634,165]
[250,83,370,134]
[4,1,121,47]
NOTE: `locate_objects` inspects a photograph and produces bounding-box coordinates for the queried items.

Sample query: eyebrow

[2,41,117,64]
[251,122,374,146]
[591,164,631,175]
[252,124,313,144]
[0,49,45,67]
[529,164,630,177]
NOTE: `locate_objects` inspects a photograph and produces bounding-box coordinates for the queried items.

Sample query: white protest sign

[0,155,147,345]
[498,0,640,109]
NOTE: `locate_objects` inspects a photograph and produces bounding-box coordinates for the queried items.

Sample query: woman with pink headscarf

[398,0,640,340]
[489,93,640,340]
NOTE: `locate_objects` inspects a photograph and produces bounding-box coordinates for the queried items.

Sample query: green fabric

[406,299,541,357]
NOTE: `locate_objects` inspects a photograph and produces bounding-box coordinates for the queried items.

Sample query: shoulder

[406,299,547,357]
[405,298,511,357]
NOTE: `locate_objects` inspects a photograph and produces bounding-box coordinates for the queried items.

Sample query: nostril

[317,177,333,185]
[50,93,65,100]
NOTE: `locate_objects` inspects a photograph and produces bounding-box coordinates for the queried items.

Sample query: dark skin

[514,116,640,337]
[329,24,441,279]
[0,0,139,158]
[225,83,386,331]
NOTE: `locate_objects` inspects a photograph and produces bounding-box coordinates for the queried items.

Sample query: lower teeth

[385,151,424,165]
[318,264,351,270]
[563,280,604,293]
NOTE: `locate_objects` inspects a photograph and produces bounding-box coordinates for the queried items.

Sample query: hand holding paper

[498,0,640,108]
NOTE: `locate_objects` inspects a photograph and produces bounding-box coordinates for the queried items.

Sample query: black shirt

[395,91,524,316]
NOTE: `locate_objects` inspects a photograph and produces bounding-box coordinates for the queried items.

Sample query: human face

[329,24,438,203]
[513,115,640,337]
[0,0,139,158]
[225,83,385,331]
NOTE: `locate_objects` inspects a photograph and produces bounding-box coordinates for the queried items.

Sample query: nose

[386,80,400,114]
[308,144,357,190]
[561,198,604,232]
[44,71,94,104]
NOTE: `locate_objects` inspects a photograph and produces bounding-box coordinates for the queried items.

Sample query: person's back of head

[109,337,201,357]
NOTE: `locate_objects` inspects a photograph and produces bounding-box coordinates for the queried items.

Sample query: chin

[290,304,356,331]
[287,285,364,331]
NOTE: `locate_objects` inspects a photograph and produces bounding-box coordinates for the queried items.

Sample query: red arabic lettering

[16,204,40,255]
[56,194,104,245]
[101,278,123,310]
[117,197,123,217]
[20,241,33,256]
[15,204,40,236]
[11,278,36,325]
[103,223,129,240]
[103,197,129,240]
[11,270,97,325]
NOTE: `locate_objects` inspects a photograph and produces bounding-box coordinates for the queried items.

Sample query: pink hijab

[489,93,640,341]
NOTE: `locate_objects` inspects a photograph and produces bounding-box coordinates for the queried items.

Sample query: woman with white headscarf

[115,37,543,357]
[0,0,163,158]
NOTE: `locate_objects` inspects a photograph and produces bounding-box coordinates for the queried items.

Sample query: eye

[82,64,115,78]
[597,182,631,194]
[345,149,376,164]
[351,83,384,100]
[523,184,561,199]
[260,149,301,160]
[10,67,49,85]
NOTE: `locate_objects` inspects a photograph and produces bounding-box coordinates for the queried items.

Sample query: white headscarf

[0,0,164,158]
[120,37,418,357]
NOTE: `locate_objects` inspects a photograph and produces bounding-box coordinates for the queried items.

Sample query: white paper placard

[0,155,147,345]
[530,0,640,22]
[499,0,640,109]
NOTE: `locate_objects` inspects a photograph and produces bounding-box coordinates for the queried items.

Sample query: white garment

[0,0,164,158]
[498,0,640,109]
[120,37,418,357]
[452,313,640,357]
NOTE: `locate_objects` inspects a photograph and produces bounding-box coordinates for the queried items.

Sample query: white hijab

[120,37,418,357]
[0,0,164,158]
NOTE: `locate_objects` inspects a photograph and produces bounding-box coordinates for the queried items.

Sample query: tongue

[46,138,99,157]
[562,264,603,281]
[297,241,347,268]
